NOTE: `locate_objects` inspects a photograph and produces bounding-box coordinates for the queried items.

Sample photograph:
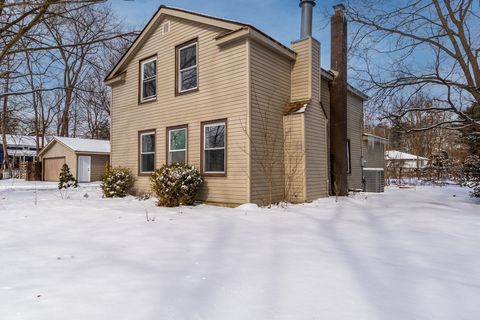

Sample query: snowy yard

[1,180,479,320]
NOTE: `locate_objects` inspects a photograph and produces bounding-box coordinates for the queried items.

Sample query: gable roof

[39,137,110,156]
[363,133,388,143]
[385,150,428,161]
[105,5,296,83]
[105,5,369,101]
[1,134,37,147]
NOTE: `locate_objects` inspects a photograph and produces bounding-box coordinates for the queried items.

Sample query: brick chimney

[330,4,348,196]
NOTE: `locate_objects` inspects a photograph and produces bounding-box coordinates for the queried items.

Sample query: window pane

[170,129,186,151]
[169,151,186,164]
[143,79,156,99]
[180,68,197,91]
[143,60,156,79]
[142,134,155,153]
[180,44,196,69]
[204,149,224,172]
[205,124,225,149]
[141,153,155,172]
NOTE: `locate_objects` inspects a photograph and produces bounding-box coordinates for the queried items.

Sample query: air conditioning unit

[363,168,384,193]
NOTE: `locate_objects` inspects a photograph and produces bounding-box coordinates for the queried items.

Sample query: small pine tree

[58,164,78,189]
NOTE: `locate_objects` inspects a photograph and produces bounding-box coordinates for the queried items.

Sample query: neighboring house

[105,2,367,205]
[362,133,388,192]
[39,137,110,182]
[385,150,429,169]
[0,135,38,168]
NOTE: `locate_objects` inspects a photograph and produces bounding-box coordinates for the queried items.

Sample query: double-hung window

[140,131,155,173]
[140,56,157,102]
[177,40,198,93]
[202,120,226,175]
[168,126,187,164]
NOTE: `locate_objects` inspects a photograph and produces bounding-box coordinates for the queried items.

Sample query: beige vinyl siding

[249,39,291,205]
[78,154,109,181]
[291,39,311,101]
[304,40,329,200]
[41,141,77,179]
[320,78,331,117]
[110,16,249,204]
[346,92,364,190]
[363,138,385,169]
[283,113,305,202]
[321,77,332,195]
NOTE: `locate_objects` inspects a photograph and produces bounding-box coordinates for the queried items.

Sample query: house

[39,137,110,182]
[105,2,368,205]
[385,150,429,169]
[362,133,388,192]
[1,135,38,178]
[0,135,38,166]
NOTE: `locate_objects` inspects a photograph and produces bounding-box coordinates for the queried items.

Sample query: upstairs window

[140,56,157,102]
[347,139,352,174]
[177,40,198,94]
[202,120,226,175]
[168,126,187,164]
[140,131,155,173]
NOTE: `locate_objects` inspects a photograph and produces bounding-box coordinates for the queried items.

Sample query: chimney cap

[333,3,346,12]
[299,0,316,7]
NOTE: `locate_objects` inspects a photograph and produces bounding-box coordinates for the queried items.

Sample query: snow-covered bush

[101,166,134,198]
[58,164,78,189]
[150,163,203,207]
[462,155,480,197]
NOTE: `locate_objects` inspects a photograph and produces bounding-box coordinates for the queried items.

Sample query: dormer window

[140,56,157,102]
[176,39,198,94]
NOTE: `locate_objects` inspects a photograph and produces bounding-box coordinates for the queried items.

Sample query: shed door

[78,156,91,183]
[44,157,65,182]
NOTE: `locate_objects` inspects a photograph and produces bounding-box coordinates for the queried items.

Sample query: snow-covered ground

[1,180,479,320]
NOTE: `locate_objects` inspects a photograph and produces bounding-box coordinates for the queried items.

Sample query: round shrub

[101,166,134,198]
[150,163,203,207]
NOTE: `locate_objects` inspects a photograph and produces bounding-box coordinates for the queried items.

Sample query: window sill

[139,97,157,105]
[175,87,199,97]
[202,172,227,178]
[138,172,154,177]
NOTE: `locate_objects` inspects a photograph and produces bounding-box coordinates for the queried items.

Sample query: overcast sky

[109,0,341,69]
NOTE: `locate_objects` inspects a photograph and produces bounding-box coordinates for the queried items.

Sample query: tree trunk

[1,71,12,177]
[59,87,73,137]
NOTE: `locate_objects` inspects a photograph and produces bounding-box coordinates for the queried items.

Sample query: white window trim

[140,132,155,173]
[203,122,225,174]
[168,127,187,164]
[140,57,157,102]
[178,42,198,93]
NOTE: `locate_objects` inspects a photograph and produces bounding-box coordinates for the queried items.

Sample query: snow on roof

[7,149,37,157]
[54,137,110,154]
[363,133,388,143]
[2,135,37,147]
[385,150,429,161]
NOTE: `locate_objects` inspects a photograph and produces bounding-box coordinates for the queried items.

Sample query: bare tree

[1,57,13,176]
[45,2,134,136]
[347,0,480,132]
[1,0,137,146]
